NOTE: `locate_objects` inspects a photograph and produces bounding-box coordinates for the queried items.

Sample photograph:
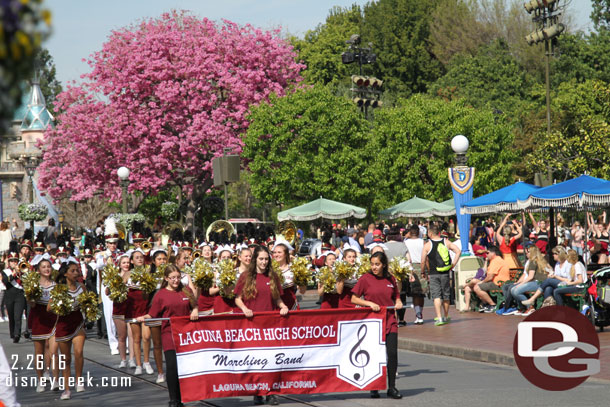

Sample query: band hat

[20,239,33,249]
[342,243,360,254]
[7,251,19,261]
[150,247,168,258]
[31,253,52,267]
[214,244,234,256]
[272,238,294,252]
[367,242,389,252]
[104,217,119,242]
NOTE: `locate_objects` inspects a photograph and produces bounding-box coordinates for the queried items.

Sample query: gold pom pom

[77,291,101,322]
[102,263,128,303]
[131,265,157,294]
[22,271,42,302]
[291,257,313,287]
[317,266,336,294]
[191,258,215,290]
[334,260,356,281]
[216,259,237,298]
[389,256,412,281]
[357,254,371,277]
[49,284,74,316]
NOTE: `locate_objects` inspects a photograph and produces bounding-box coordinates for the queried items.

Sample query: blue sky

[46,0,593,86]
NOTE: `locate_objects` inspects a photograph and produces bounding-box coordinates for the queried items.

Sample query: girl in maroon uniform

[235,246,288,406]
[197,243,215,313]
[147,248,168,383]
[28,254,60,392]
[109,254,135,369]
[337,246,358,309]
[351,251,403,400]
[272,241,306,310]
[318,252,340,309]
[48,259,86,399]
[125,249,153,376]
[139,265,198,407]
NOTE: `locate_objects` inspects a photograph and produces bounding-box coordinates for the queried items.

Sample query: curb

[397,337,516,367]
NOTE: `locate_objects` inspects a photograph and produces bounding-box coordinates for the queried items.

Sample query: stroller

[582,266,610,332]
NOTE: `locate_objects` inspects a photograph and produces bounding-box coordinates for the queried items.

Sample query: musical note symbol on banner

[349,324,370,381]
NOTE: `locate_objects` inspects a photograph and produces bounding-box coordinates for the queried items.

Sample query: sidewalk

[396,306,610,382]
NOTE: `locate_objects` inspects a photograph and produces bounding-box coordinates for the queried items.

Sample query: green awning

[277,197,367,221]
[379,196,456,219]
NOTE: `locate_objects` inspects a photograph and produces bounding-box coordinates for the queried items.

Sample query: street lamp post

[117,166,130,214]
[448,135,474,256]
[23,157,39,232]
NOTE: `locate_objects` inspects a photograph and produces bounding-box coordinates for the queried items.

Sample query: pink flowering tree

[38,11,303,216]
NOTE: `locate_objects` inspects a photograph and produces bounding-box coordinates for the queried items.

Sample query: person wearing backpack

[421,224,460,326]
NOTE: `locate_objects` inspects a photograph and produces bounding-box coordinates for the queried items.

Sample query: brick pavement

[396,306,610,381]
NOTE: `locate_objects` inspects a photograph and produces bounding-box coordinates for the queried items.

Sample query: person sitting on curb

[496,242,535,315]
[470,246,510,313]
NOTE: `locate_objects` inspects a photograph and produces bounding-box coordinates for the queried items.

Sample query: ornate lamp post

[117,166,130,214]
[448,135,474,256]
[23,156,39,232]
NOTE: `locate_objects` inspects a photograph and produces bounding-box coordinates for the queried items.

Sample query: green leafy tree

[37,48,62,106]
[361,0,444,96]
[291,5,363,87]
[528,80,610,180]
[592,0,610,30]
[550,30,610,87]
[243,85,372,210]
[366,95,516,212]
[429,40,532,117]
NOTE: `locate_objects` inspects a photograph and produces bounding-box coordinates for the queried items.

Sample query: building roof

[20,77,54,131]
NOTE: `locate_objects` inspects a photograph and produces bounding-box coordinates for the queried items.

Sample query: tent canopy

[277,197,367,221]
[461,182,540,215]
[517,175,610,210]
[379,196,456,219]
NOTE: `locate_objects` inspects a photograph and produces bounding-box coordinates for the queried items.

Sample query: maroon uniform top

[338,285,356,309]
[234,272,283,312]
[352,272,399,335]
[148,287,194,351]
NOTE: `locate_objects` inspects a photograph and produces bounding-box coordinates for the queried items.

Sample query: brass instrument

[277,221,298,246]
[192,250,202,259]
[161,222,186,248]
[206,220,235,242]
[116,223,127,240]
[141,241,152,252]
[18,260,31,272]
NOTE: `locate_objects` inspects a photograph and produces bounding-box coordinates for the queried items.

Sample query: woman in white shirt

[552,249,586,306]
[522,246,571,306]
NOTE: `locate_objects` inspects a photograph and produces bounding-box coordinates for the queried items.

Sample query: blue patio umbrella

[581,182,610,207]
[517,175,610,210]
[461,182,540,215]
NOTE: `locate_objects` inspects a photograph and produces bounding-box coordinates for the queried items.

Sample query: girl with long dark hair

[146,249,168,383]
[48,259,86,399]
[351,251,403,400]
[234,245,288,406]
[138,264,199,407]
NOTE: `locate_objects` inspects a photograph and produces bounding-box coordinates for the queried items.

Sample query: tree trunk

[185,177,213,232]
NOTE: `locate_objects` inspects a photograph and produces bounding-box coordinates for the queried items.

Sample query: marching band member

[210,246,237,314]
[351,251,403,400]
[96,217,122,355]
[146,248,168,383]
[48,258,87,400]
[235,245,288,406]
[174,250,196,293]
[125,249,154,376]
[27,253,60,392]
[138,265,199,407]
[318,252,339,309]
[337,245,358,309]
[197,243,215,313]
[108,254,135,370]
[272,240,306,310]
[1,246,25,343]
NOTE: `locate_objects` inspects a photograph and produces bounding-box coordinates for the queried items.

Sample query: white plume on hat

[104,217,119,242]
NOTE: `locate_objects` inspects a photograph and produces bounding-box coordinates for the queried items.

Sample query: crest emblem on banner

[448,167,475,194]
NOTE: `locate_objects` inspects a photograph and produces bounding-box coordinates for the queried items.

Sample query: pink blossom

[38,11,303,202]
